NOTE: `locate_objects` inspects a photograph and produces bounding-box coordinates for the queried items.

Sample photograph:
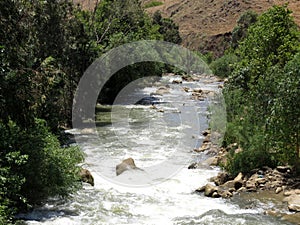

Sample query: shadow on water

[95,121,112,127]
[16,208,79,222]
[95,105,112,113]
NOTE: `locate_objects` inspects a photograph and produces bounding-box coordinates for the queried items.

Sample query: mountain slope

[143,0,300,56]
[74,0,300,56]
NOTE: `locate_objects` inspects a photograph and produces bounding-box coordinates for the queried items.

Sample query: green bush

[18,119,84,205]
[0,121,28,223]
[0,119,84,223]
[210,54,238,78]
[225,131,276,176]
[231,10,258,48]
[226,148,276,177]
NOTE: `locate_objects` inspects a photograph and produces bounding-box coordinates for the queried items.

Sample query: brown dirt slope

[143,0,300,56]
[73,0,300,56]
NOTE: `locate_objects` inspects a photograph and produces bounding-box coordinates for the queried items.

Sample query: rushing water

[22,75,292,225]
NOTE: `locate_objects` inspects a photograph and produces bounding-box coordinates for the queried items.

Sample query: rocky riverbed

[189,128,300,224]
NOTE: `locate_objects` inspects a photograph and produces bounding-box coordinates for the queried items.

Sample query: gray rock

[276,166,291,173]
[219,190,233,198]
[195,185,206,193]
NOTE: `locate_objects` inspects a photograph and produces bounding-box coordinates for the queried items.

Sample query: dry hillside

[73,0,300,56]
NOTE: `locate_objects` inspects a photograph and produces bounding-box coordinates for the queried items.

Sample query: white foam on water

[24,77,282,225]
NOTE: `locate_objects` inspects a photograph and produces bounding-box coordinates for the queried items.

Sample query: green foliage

[0,0,180,123]
[80,1,181,103]
[152,11,182,44]
[223,5,300,175]
[144,1,163,8]
[194,51,214,65]
[0,0,95,131]
[80,0,162,52]
[0,119,84,222]
[18,119,84,205]
[231,10,258,49]
[0,121,28,222]
[210,53,238,78]
[0,0,181,222]
[226,147,276,177]
[237,5,299,71]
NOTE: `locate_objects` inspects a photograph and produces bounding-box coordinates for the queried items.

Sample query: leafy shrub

[231,10,258,48]
[210,54,238,78]
[152,11,182,44]
[0,119,84,223]
[0,121,28,223]
[226,148,276,177]
[18,119,84,205]
[226,131,276,176]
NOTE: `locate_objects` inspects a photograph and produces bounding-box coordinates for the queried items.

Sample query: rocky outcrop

[191,129,300,225]
[79,168,94,186]
[196,166,298,197]
[196,172,244,198]
[116,158,142,176]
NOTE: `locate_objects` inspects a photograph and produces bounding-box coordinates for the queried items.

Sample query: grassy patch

[144,1,163,8]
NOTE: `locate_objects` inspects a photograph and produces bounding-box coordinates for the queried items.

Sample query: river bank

[190,118,300,224]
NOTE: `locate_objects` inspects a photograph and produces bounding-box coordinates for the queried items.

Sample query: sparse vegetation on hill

[141,0,300,57]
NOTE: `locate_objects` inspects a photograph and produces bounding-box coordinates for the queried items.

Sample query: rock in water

[116,158,141,176]
[204,183,218,197]
[135,96,161,105]
[79,168,94,186]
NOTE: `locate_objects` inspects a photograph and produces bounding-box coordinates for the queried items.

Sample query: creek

[22,75,291,225]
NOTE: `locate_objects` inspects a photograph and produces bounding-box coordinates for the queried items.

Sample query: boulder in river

[204,183,219,197]
[135,96,161,105]
[79,168,94,186]
[116,158,142,176]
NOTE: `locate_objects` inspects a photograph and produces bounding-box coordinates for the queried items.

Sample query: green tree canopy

[223,5,300,175]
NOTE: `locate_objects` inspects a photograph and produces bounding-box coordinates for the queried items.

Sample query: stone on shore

[275,187,283,194]
[196,183,219,197]
[210,172,230,186]
[204,183,219,197]
[284,194,300,212]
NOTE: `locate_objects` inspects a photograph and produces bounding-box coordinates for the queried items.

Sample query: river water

[23,75,291,225]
